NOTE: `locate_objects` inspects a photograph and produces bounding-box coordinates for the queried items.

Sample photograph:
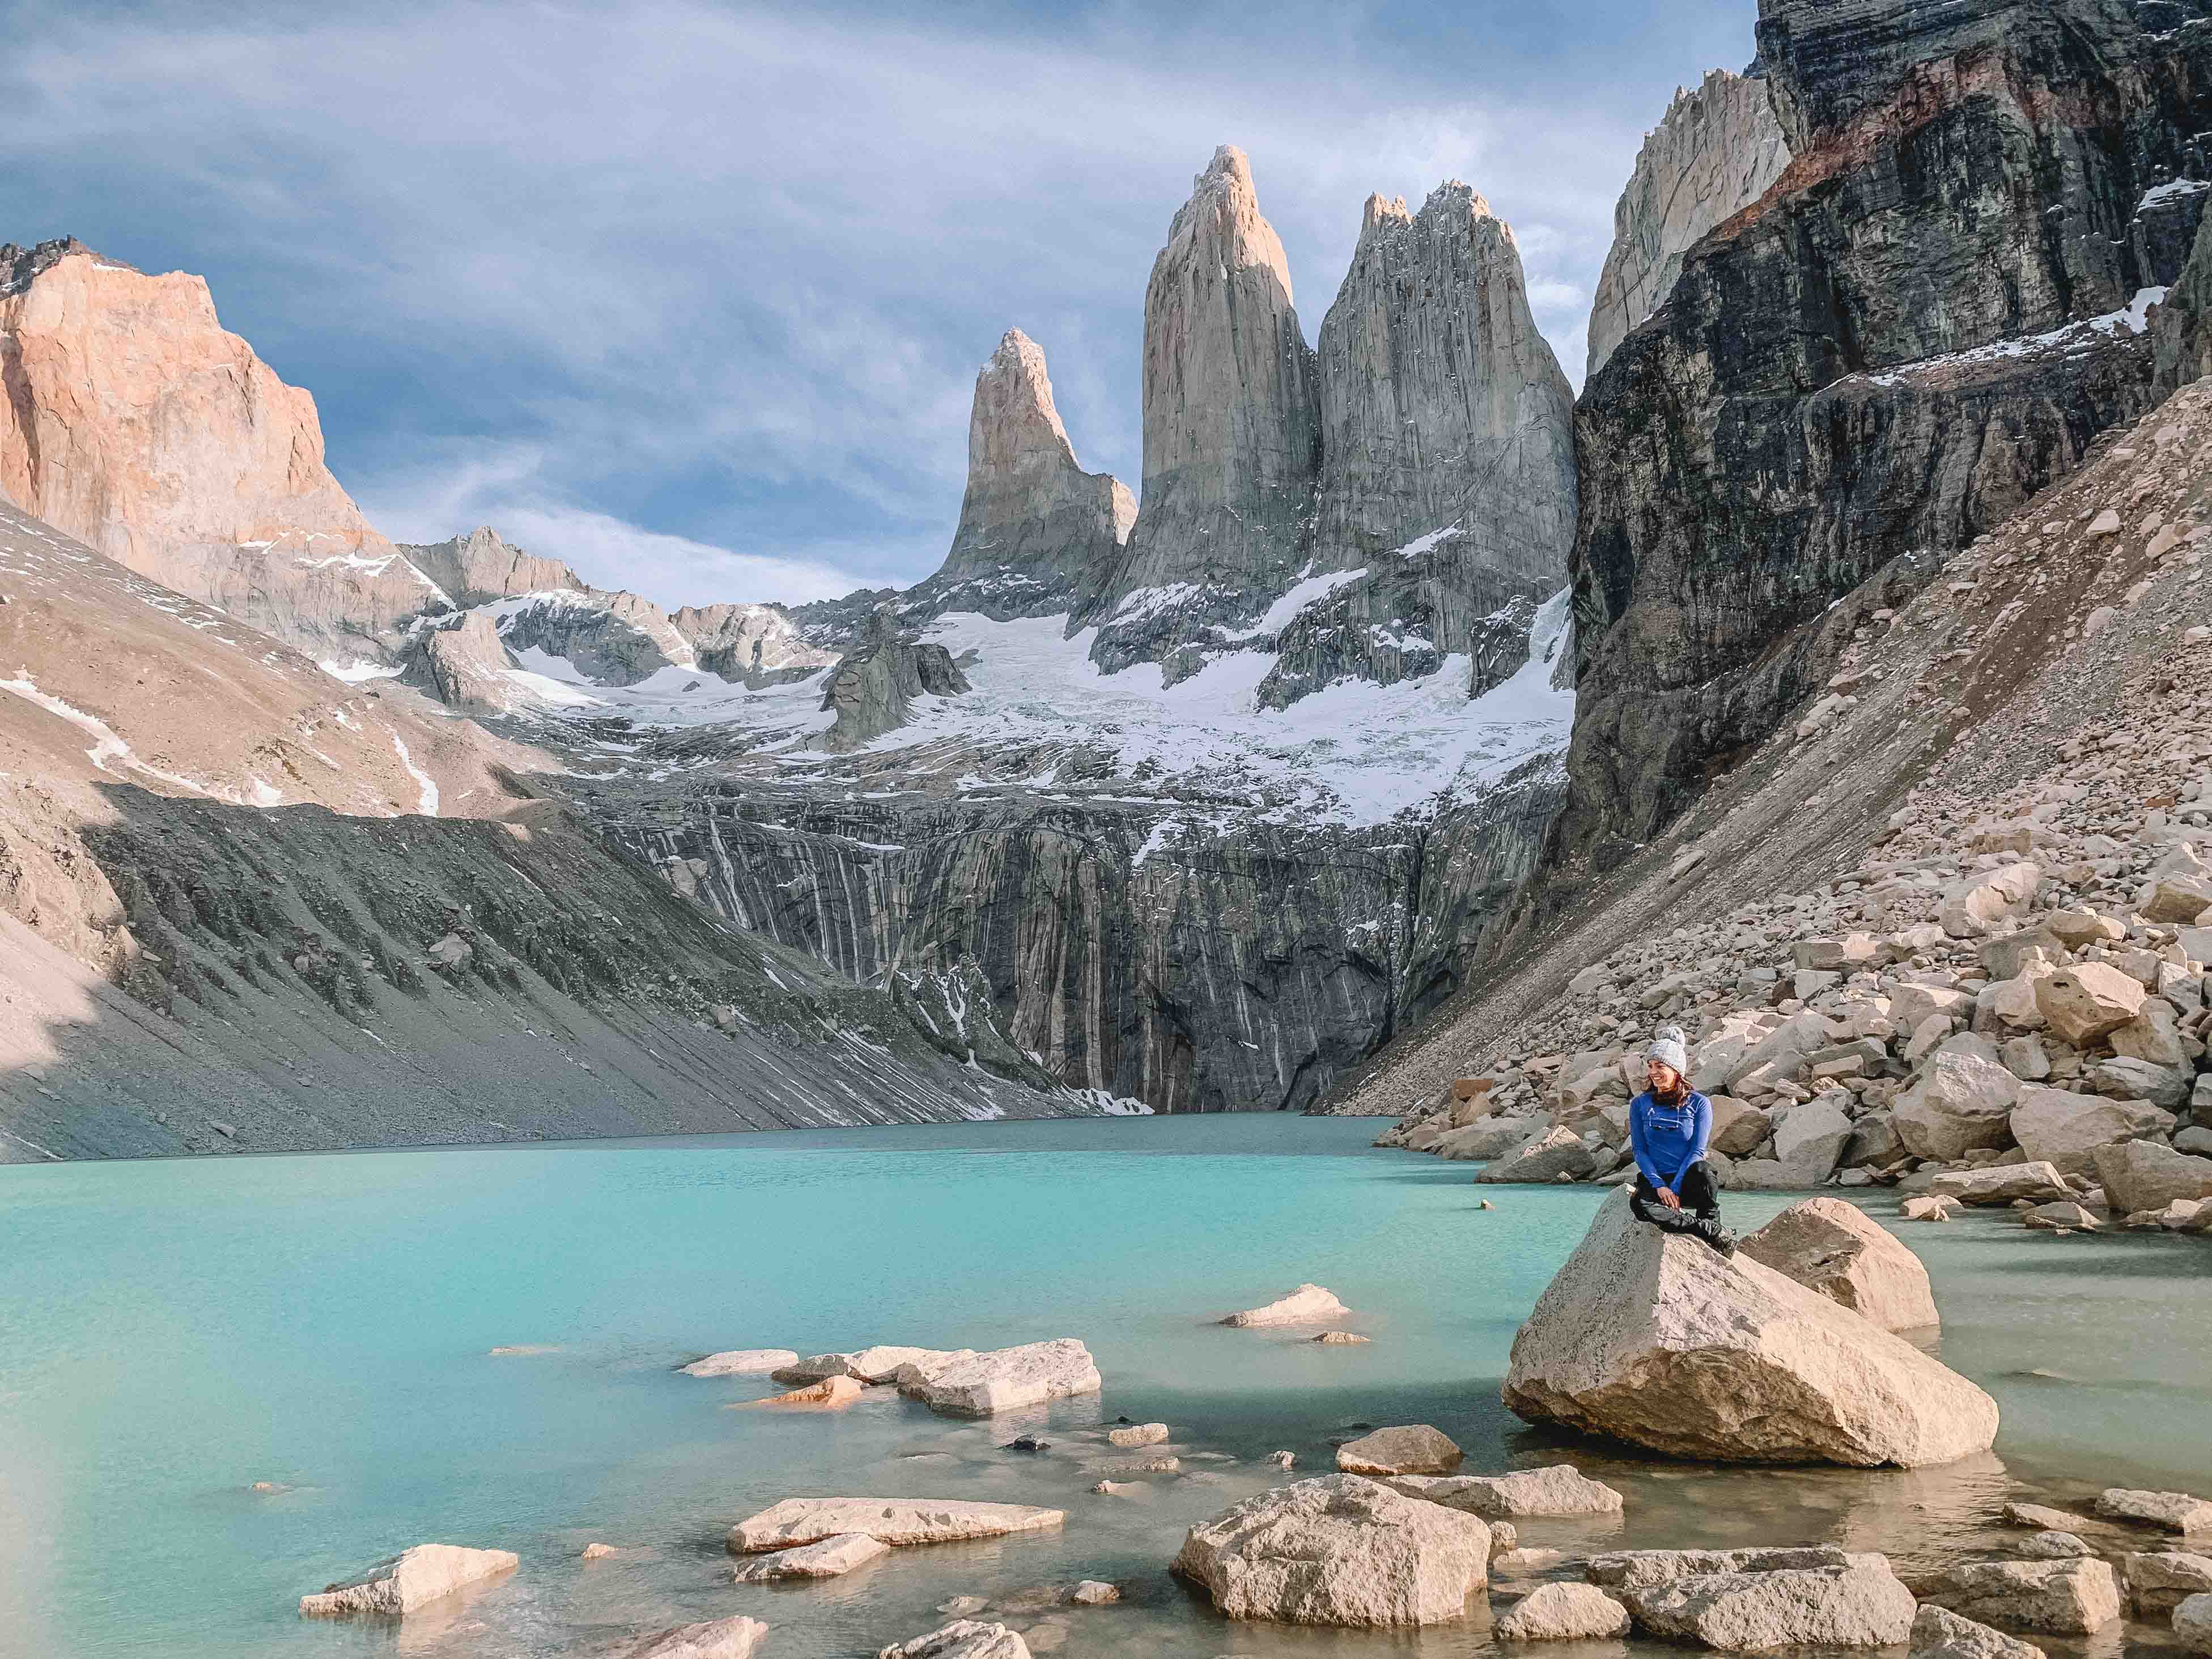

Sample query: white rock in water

[1588,1546,1851,1589]
[1738,1198,1939,1331]
[1107,1423,1169,1448]
[1221,1284,1349,1326]
[1498,1581,1632,1641]
[2125,1552,2212,1615]
[1171,1474,1489,1627]
[1927,1162,2072,1207]
[1909,1604,2048,1659]
[617,1616,772,1658]
[1620,1556,1917,1649]
[1385,1465,1623,1517]
[897,1339,1101,1417]
[1335,1424,1462,1475]
[2092,1143,2212,1216]
[1924,1558,2121,1633]
[728,1498,1065,1554]
[2011,1087,2175,1176]
[877,1620,1032,1659]
[729,1532,890,1582]
[1501,1189,1998,1467]
[2096,1488,2212,1533]
[682,1348,799,1378]
[298,1543,518,1616]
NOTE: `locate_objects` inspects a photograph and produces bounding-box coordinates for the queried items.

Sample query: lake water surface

[5,1114,2209,1659]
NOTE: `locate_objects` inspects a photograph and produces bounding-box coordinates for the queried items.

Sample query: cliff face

[1259,183,1578,709]
[1084,147,1323,678]
[1585,70,1792,380]
[401,525,585,608]
[0,239,439,661]
[902,330,1133,622]
[1550,0,2212,882]
[816,609,971,752]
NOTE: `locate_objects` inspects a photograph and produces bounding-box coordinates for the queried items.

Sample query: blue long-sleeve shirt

[1629,1088,1711,1190]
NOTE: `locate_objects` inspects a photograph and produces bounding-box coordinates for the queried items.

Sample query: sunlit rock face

[0,238,439,660]
[1083,146,1323,680]
[1585,68,1791,380]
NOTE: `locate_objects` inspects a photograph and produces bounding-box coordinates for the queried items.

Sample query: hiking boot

[1707,1225,1739,1259]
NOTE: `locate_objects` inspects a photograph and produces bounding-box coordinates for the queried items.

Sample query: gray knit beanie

[1645,1025,1689,1076]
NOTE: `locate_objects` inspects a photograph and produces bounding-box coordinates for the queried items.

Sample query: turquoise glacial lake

[4,1113,2209,1659]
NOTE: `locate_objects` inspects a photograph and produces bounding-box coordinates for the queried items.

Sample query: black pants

[1631,1160,1730,1250]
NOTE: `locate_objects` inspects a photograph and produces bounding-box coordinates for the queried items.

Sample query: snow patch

[1868,287,2169,386]
[0,671,247,802]
[319,658,404,684]
[390,731,439,815]
[1395,524,1463,558]
[1214,566,1369,642]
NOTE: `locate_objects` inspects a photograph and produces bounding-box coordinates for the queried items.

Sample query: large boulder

[621,1618,771,1659]
[1434,1120,1541,1161]
[2179,1592,2212,1655]
[299,1544,519,1616]
[1895,1045,2021,1160]
[1171,1474,1489,1626]
[2011,1087,2176,1175]
[1619,1556,1917,1649]
[1927,1163,2072,1207]
[1499,1581,1632,1641]
[897,1339,1100,1416]
[1500,1190,1998,1467]
[2096,1488,2212,1533]
[728,1498,1064,1554]
[2126,1552,2212,1615]
[1475,1125,1598,1184]
[1771,1096,1856,1185]
[1335,1425,1462,1475]
[1922,1559,2121,1633]
[1383,1465,1622,1518]
[2091,1143,2212,1216]
[1942,865,2042,939]
[1908,1605,2047,1659]
[2034,966,2147,1046]
[1738,1198,1939,1332]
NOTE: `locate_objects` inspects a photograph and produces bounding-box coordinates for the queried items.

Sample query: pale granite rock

[1586,69,1791,378]
[1222,1283,1349,1326]
[728,1498,1065,1554]
[2177,1592,2212,1654]
[1588,1546,1851,1589]
[897,1339,1100,1417]
[2096,1488,2212,1534]
[1498,1581,1632,1641]
[669,600,835,686]
[1739,1196,1939,1331]
[1106,1423,1169,1448]
[877,1620,1031,1659]
[2125,1552,2212,1615]
[1924,1558,2121,1633]
[615,1616,770,1659]
[298,1543,518,1616]
[2091,1143,2212,1216]
[1928,1162,2072,1207]
[1385,1465,1623,1518]
[1171,1474,1489,1626]
[731,1532,890,1582]
[1619,1556,1917,1649]
[2011,1087,2176,1176]
[1909,1604,2047,1659]
[402,525,583,608]
[1334,1424,1463,1476]
[1501,1189,1998,1466]
[682,1348,800,1378]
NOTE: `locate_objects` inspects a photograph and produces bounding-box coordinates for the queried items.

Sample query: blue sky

[1,1,1758,608]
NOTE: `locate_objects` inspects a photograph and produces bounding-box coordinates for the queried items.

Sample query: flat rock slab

[1387,1465,1622,1518]
[878,1620,1031,1659]
[1928,1163,2071,1207]
[682,1349,799,1377]
[1588,1546,1850,1590]
[1221,1284,1349,1326]
[1909,1604,2047,1659]
[741,1376,863,1408]
[1621,1556,1916,1649]
[729,1499,1065,1554]
[1172,1474,1490,1627]
[1497,1581,1631,1641]
[1925,1559,2121,1633]
[2099,1489,2212,1533]
[1335,1425,1463,1476]
[730,1533,890,1582]
[1106,1423,1169,1448]
[299,1543,518,1616]
[1739,1197,1939,1331]
[618,1616,771,1658]
[2126,1552,2212,1615]
[2003,1503,2093,1533]
[898,1339,1101,1418]
[1502,1189,1997,1467]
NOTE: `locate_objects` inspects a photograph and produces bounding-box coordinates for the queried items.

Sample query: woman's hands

[1657,1187,1682,1210]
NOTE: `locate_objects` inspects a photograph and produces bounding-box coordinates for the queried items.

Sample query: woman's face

[1646,1059,1681,1094]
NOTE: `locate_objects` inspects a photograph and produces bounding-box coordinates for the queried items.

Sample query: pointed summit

[1360,193,1413,243]
[903,328,1132,623]
[1085,143,1323,677]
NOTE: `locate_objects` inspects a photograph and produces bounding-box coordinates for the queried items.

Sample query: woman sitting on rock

[1628,1027,1736,1255]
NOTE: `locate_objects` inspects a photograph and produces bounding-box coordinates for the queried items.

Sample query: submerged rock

[730,1532,889,1582]
[298,1543,518,1616]
[877,1620,1031,1659]
[897,1339,1101,1418]
[1738,1197,1939,1331]
[2096,1488,2212,1534]
[1588,1546,1851,1590]
[742,1376,862,1409]
[1501,1189,1998,1467]
[1923,1558,2121,1634]
[1221,1284,1349,1327]
[1334,1425,1462,1476]
[1908,1604,2047,1659]
[1106,1423,1169,1448]
[616,1617,770,1658]
[1620,1556,1917,1650]
[728,1498,1065,1554]
[1171,1474,1490,1627]
[682,1348,800,1378]
[1385,1465,1623,1518]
